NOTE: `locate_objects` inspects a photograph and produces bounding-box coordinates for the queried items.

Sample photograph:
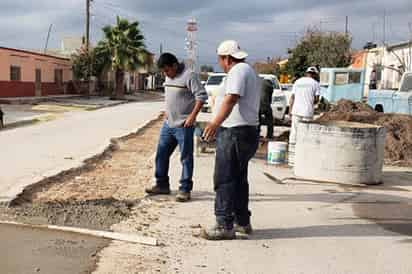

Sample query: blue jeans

[155,121,195,193]
[214,126,259,229]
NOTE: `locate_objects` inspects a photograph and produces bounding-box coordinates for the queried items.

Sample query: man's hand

[184,114,196,128]
[203,122,219,142]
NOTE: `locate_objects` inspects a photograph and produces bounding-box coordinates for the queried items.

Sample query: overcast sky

[1,0,412,67]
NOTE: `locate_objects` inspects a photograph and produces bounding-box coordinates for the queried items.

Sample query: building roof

[0,46,70,61]
[387,41,412,51]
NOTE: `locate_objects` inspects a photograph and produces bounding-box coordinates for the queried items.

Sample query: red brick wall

[0,81,35,97]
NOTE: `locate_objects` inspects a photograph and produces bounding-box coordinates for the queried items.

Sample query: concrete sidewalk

[111,152,412,274]
[0,101,163,203]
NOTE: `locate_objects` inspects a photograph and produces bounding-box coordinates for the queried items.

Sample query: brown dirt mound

[317,99,412,166]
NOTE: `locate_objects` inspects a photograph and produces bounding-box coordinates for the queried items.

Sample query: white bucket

[268,142,287,165]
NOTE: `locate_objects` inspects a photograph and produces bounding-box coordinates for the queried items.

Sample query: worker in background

[289,67,320,149]
[0,106,4,129]
[259,78,274,139]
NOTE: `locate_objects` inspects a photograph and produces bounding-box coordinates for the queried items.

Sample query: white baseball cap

[306,66,319,74]
[217,40,248,59]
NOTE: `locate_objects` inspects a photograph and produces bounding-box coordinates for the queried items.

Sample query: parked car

[368,72,412,114]
[281,83,293,91]
[271,91,288,121]
[204,73,226,96]
[259,74,282,93]
[280,83,293,113]
[202,73,226,112]
[259,74,291,118]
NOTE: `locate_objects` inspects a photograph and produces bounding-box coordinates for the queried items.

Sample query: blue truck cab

[368,72,412,114]
[319,68,365,103]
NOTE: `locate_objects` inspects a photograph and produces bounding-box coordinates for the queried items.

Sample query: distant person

[289,67,320,148]
[202,40,260,240]
[259,78,274,139]
[0,107,4,129]
[145,53,207,202]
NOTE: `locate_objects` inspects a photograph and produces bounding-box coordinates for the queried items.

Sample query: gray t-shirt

[164,65,207,127]
[214,63,261,128]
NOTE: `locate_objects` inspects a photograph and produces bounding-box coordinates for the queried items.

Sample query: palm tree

[96,16,147,99]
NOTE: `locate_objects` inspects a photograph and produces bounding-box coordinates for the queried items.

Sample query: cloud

[1,0,411,65]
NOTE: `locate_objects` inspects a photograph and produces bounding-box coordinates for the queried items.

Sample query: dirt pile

[317,99,412,166]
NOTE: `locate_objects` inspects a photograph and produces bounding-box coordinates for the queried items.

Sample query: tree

[71,48,110,80]
[286,29,352,78]
[253,57,281,74]
[95,16,147,99]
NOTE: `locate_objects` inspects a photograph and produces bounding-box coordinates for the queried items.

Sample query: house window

[349,72,362,84]
[130,75,134,85]
[54,69,63,86]
[334,72,349,85]
[10,66,21,81]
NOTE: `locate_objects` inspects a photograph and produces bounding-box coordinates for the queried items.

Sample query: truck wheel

[375,105,384,113]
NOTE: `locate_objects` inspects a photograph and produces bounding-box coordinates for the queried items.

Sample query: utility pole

[85,0,92,97]
[408,22,412,71]
[86,0,91,52]
[44,24,53,54]
[345,16,349,35]
[382,9,386,45]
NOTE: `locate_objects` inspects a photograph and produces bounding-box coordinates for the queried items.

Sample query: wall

[0,47,73,97]
[364,43,412,91]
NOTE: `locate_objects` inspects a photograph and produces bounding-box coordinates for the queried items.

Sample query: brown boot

[145,185,171,195]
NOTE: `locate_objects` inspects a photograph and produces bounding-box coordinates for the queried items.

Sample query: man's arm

[203,94,239,141]
[184,100,204,128]
[184,73,208,128]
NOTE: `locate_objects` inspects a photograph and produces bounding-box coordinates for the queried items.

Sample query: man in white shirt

[289,67,320,156]
[201,40,260,240]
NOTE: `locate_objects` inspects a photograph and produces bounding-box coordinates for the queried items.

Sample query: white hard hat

[306,66,319,74]
[217,40,248,59]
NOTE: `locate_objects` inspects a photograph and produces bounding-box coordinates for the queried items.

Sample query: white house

[364,41,412,91]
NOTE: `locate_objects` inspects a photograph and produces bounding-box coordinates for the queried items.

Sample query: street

[0,100,412,273]
[0,101,163,203]
[101,152,412,274]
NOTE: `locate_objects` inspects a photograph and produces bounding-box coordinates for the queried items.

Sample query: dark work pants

[214,126,259,229]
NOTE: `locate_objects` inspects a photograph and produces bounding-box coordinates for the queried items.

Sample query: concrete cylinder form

[294,121,386,185]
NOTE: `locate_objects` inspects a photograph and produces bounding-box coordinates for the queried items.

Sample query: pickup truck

[368,72,412,114]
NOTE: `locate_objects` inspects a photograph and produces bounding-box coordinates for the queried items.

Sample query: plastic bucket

[268,142,287,165]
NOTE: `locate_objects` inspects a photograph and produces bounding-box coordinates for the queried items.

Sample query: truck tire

[375,105,384,113]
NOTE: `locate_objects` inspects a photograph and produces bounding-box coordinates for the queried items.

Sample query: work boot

[200,225,236,241]
[175,191,191,202]
[145,185,171,195]
[234,223,253,235]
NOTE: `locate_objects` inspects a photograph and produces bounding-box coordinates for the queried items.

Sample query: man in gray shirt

[202,40,260,240]
[145,53,207,202]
